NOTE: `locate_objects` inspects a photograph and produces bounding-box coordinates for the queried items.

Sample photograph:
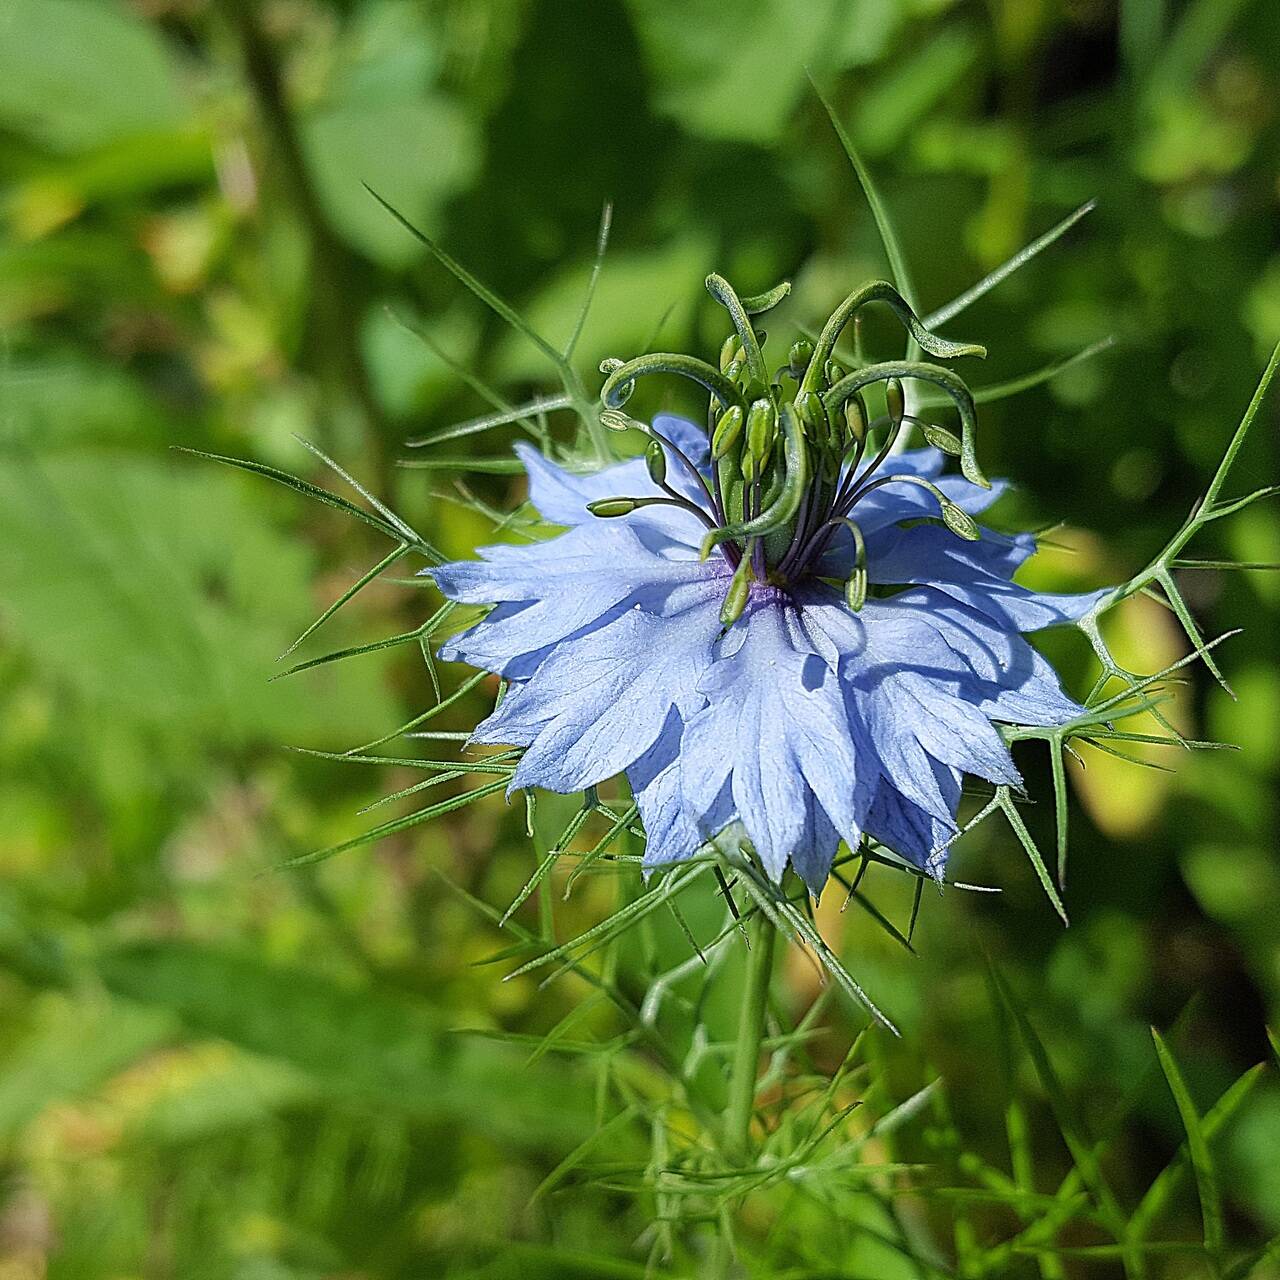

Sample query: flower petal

[515,432,710,553]
[868,763,963,878]
[630,710,735,872]
[493,588,725,793]
[682,602,871,881]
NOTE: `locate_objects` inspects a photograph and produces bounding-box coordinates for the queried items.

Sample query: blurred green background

[2,0,1278,1276]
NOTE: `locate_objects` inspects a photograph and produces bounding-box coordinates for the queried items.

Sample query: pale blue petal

[631,710,735,871]
[515,439,709,553]
[651,413,710,472]
[868,763,962,877]
[506,590,724,793]
[683,603,870,880]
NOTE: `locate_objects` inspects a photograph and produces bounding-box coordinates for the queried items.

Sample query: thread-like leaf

[997,789,1068,925]
[924,201,1096,328]
[1150,1028,1224,1255]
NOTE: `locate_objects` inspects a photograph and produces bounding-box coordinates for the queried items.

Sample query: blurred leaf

[0,0,188,151]
[96,940,595,1147]
[0,453,396,746]
[302,1,479,265]
[1068,594,1189,838]
[0,354,170,448]
[0,993,174,1142]
[493,237,711,384]
[852,25,980,157]
[627,0,844,142]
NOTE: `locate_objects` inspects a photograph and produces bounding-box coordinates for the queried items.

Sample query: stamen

[593,272,993,622]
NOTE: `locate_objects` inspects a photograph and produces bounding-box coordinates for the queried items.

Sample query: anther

[919,422,962,456]
[645,438,667,486]
[720,335,741,373]
[712,404,745,459]
[720,554,753,626]
[587,497,640,517]
[885,377,905,427]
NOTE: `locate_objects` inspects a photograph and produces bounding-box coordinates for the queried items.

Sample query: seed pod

[587,497,638,517]
[711,404,745,459]
[940,500,980,541]
[644,439,667,485]
[919,422,962,456]
[885,377,905,426]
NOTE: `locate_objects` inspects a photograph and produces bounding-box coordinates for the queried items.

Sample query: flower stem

[712,910,775,1278]
[724,910,776,1162]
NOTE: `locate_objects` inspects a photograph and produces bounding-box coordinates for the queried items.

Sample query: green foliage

[2,0,1279,1276]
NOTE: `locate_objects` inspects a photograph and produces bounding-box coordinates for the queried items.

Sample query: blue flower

[428,278,1107,893]
[430,413,1101,893]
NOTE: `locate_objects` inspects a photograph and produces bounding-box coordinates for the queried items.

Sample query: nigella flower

[429,276,1107,893]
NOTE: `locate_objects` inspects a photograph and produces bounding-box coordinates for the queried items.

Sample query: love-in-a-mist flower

[429,276,1107,893]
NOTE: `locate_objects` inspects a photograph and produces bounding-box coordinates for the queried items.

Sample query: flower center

[591,274,990,625]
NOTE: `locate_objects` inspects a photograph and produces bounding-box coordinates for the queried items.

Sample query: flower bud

[824,359,847,387]
[599,357,625,376]
[724,358,744,384]
[587,497,639,517]
[794,390,826,441]
[787,338,814,377]
[711,404,745,459]
[645,438,667,486]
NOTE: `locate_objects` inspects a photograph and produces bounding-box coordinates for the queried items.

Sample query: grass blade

[405,394,572,448]
[914,337,1116,409]
[273,778,509,870]
[1132,1060,1262,1241]
[1149,1028,1224,1255]
[987,960,1121,1222]
[278,544,411,661]
[563,202,613,361]
[176,448,406,543]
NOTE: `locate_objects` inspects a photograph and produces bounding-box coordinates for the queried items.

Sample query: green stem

[712,911,776,1279]
[724,911,776,1162]
[221,0,389,481]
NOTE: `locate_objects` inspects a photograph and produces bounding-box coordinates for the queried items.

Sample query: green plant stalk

[221,0,389,480]
[724,911,776,1163]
